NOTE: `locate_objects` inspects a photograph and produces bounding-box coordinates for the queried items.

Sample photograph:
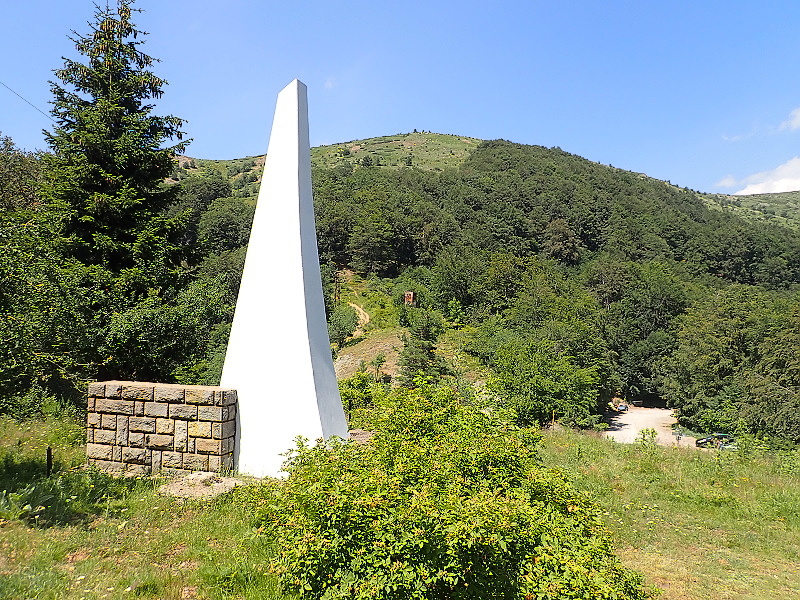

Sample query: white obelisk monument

[220,79,349,477]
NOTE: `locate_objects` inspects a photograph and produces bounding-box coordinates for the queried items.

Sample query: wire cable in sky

[0,79,55,124]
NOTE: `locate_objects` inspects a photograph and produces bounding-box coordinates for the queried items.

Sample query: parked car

[617,403,629,412]
[695,433,736,449]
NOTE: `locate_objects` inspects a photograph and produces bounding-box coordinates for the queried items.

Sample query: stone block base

[87,381,236,475]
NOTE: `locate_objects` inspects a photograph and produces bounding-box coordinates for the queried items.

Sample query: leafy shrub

[338,372,380,414]
[249,385,650,599]
[328,304,359,349]
[0,465,140,526]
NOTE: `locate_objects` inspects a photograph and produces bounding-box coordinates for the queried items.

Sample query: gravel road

[603,406,696,447]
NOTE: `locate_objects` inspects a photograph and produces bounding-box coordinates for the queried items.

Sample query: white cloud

[323,77,337,91]
[780,107,800,131]
[731,157,800,195]
[715,175,738,188]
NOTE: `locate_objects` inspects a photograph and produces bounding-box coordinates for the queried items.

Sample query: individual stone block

[105,382,123,398]
[188,421,211,438]
[101,414,117,429]
[124,464,150,476]
[122,446,148,465]
[134,401,145,416]
[170,404,198,420]
[185,388,215,405]
[174,421,188,451]
[144,434,173,450]
[129,417,156,433]
[129,432,145,448]
[218,390,238,406]
[87,443,113,460]
[151,450,162,472]
[116,416,129,446]
[122,384,154,401]
[208,455,221,472]
[87,412,101,427]
[197,406,222,421]
[88,382,105,397]
[90,459,124,472]
[211,420,236,440]
[87,397,95,411]
[112,445,122,462]
[95,399,134,415]
[144,402,168,418]
[221,437,235,454]
[86,427,94,443]
[162,451,183,469]
[94,428,116,445]
[155,384,185,403]
[195,438,222,454]
[156,418,174,435]
[183,453,209,471]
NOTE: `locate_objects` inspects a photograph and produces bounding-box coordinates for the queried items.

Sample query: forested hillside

[310,140,800,442]
[3,126,800,443]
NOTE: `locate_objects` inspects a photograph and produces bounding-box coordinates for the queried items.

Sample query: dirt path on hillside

[603,406,697,448]
[348,302,370,336]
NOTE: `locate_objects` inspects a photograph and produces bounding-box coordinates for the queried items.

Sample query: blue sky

[2,0,800,195]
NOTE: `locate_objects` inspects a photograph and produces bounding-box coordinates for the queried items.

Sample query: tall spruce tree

[42,0,188,279]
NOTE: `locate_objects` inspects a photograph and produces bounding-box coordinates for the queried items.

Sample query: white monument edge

[220,79,349,478]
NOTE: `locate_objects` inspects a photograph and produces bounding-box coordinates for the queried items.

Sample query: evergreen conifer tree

[42,0,188,280]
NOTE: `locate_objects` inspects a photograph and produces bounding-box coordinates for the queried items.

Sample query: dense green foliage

[42,0,188,276]
[250,383,650,599]
[310,142,800,442]
[0,1,234,409]
[1,2,799,443]
[0,134,41,211]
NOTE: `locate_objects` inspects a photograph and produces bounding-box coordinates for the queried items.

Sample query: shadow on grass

[341,333,368,348]
[0,452,142,527]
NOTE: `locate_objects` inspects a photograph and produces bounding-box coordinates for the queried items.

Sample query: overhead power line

[0,78,56,123]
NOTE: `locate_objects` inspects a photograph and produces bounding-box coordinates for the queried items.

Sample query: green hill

[703,190,800,230]
[7,131,800,445]
[311,131,481,171]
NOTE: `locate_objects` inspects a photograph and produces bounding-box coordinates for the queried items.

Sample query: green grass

[311,131,480,172]
[539,429,800,599]
[0,416,288,600]
[174,132,481,200]
[702,190,800,230]
[3,414,799,599]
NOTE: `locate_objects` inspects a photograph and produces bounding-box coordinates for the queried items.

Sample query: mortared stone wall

[86,381,237,475]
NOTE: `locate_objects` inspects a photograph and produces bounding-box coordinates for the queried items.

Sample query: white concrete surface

[220,80,349,478]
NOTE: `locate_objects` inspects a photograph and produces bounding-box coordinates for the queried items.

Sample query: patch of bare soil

[157,472,243,499]
[347,302,370,336]
[603,406,697,447]
[334,330,403,380]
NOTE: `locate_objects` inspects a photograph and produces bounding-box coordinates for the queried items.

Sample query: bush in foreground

[249,384,652,599]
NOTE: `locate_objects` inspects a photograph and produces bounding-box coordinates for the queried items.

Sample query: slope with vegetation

[5,125,800,441]
[704,190,800,231]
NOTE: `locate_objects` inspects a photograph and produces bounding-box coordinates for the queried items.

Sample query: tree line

[1,1,799,446]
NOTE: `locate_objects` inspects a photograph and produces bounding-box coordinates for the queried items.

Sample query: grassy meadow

[541,430,800,599]
[310,132,480,171]
[1,415,799,599]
